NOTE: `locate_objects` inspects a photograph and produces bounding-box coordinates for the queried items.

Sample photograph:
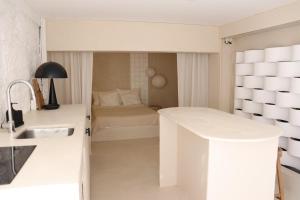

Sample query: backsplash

[0,0,41,123]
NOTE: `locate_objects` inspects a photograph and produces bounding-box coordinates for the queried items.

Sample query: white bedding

[92,104,159,132]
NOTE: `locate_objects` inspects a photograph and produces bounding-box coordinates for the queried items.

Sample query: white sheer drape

[47,52,93,116]
[130,53,149,104]
[177,53,208,107]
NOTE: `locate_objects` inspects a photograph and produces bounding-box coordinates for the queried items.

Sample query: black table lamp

[35,62,68,110]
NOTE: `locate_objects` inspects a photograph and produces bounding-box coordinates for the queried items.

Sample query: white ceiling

[25,0,296,26]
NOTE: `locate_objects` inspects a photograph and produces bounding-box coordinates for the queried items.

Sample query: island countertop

[0,104,86,191]
[158,107,282,141]
[159,107,281,200]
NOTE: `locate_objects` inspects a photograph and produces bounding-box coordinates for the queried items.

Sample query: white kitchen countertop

[159,107,282,141]
[0,104,86,190]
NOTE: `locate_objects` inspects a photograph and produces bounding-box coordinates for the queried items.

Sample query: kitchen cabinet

[81,119,91,200]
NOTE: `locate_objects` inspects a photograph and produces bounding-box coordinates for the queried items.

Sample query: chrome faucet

[3,80,37,134]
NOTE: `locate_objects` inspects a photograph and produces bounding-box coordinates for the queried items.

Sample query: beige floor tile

[91,138,186,200]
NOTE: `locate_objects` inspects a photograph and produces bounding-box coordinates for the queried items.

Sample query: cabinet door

[86,119,92,155]
[82,125,91,200]
[81,181,85,200]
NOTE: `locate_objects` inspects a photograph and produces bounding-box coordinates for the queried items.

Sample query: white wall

[218,41,235,113]
[208,53,220,110]
[0,0,41,122]
[46,20,220,53]
[220,1,300,38]
[234,23,300,51]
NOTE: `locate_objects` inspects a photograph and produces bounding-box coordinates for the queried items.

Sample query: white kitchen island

[0,105,90,200]
[159,107,281,200]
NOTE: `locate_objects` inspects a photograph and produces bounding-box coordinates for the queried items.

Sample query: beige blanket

[92,104,158,131]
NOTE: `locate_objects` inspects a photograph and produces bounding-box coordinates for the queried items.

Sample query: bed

[92,104,159,141]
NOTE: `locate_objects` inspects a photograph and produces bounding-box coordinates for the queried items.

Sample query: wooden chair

[275,148,285,200]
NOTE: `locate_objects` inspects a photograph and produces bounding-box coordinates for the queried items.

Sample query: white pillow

[117,88,140,97]
[117,89,141,105]
[92,91,100,105]
[99,90,121,107]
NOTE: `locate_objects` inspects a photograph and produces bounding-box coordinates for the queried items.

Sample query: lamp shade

[35,62,67,78]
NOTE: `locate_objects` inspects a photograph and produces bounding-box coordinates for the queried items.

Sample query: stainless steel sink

[16,128,74,139]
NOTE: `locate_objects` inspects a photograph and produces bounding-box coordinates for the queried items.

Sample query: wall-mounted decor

[234,44,300,173]
[151,74,167,88]
[146,67,156,77]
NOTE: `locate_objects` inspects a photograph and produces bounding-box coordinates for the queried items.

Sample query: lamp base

[45,78,60,110]
[43,104,60,110]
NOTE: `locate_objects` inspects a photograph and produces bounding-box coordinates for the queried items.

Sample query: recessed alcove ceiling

[25,0,296,26]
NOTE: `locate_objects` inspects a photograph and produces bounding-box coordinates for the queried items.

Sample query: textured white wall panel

[234,45,300,173]
[0,0,40,122]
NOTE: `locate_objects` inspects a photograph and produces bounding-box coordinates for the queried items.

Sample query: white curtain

[129,53,149,104]
[47,52,93,116]
[177,53,208,107]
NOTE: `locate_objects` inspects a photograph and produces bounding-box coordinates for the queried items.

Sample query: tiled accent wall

[130,53,149,104]
[234,45,300,173]
[0,0,40,122]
